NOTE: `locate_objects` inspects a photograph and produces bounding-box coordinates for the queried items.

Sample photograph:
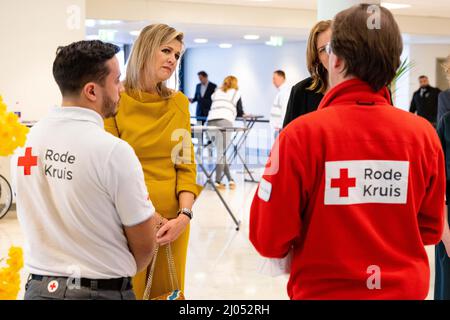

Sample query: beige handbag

[143,244,185,300]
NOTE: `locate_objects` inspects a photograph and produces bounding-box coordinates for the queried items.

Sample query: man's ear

[333,54,346,75]
[83,82,97,102]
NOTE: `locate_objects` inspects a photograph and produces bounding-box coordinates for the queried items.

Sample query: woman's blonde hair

[221,76,239,92]
[306,20,332,94]
[124,24,184,99]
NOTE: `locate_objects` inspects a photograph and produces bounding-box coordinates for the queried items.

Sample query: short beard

[101,95,119,118]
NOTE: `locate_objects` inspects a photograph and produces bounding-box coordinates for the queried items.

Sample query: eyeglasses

[325,42,332,55]
[318,42,332,55]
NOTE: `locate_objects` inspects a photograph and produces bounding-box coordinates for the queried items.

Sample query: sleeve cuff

[177,183,203,199]
[122,208,155,227]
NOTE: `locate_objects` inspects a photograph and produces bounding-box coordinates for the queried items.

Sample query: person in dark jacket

[190,71,217,122]
[283,20,331,128]
[438,90,450,124]
[409,75,441,127]
[435,54,450,301]
[435,112,450,300]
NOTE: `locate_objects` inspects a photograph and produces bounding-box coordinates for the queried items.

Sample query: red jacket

[250,79,445,299]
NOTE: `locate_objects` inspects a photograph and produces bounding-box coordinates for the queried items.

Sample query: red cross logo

[47,280,59,293]
[17,147,38,176]
[330,168,356,197]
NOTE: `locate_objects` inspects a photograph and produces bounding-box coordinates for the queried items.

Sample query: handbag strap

[166,244,179,291]
[143,245,159,300]
[143,244,179,300]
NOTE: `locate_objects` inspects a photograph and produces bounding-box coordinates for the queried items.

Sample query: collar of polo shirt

[49,106,104,128]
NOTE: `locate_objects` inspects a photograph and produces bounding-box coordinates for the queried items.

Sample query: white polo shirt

[11,106,155,279]
[270,82,291,129]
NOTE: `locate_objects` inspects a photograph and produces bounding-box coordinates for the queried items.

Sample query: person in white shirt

[11,40,163,300]
[207,75,244,189]
[269,70,290,138]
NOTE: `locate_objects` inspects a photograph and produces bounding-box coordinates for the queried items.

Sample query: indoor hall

[1,0,450,301]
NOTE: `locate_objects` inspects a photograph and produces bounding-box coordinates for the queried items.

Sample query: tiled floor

[0,169,436,300]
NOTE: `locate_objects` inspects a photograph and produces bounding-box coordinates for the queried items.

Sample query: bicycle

[0,174,13,220]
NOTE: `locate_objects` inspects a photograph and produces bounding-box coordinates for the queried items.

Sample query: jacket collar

[48,106,104,128]
[317,78,392,110]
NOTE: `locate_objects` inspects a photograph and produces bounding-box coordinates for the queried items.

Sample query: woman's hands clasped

[156,214,190,246]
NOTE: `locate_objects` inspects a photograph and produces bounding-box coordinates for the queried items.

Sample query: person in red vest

[249,4,445,300]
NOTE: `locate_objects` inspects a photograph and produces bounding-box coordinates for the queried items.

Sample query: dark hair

[419,75,428,79]
[197,71,208,78]
[53,40,120,96]
[331,4,403,92]
[274,70,286,79]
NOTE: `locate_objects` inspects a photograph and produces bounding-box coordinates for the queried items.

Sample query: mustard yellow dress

[105,90,201,299]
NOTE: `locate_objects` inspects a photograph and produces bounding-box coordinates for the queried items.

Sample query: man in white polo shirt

[11,40,161,300]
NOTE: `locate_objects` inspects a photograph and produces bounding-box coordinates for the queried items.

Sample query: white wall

[392,43,450,112]
[393,44,411,111]
[408,44,450,101]
[183,42,309,159]
[0,0,85,121]
[183,42,309,119]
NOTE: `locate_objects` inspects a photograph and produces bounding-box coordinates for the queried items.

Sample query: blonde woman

[283,20,332,127]
[105,24,201,299]
[207,75,244,189]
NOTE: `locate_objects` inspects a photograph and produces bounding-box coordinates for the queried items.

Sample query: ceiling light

[219,43,232,49]
[194,38,208,44]
[244,35,260,40]
[130,30,141,36]
[381,2,411,9]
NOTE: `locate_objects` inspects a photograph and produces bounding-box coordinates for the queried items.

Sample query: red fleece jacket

[250,79,445,299]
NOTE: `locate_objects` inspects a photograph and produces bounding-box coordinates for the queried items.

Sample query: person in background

[105,24,202,299]
[269,70,290,138]
[13,40,160,300]
[437,55,450,123]
[282,20,331,128]
[410,75,441,127]
[250,4,445,299]
[207,75,244,189]
[435,54,450,300]
[190,71,217,124]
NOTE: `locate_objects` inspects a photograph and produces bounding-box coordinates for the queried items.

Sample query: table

[191,125,249,230]
[191,115,267,183]
[230,115,265,183]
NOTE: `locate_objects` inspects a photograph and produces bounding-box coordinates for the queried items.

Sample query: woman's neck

[145,82,158,94]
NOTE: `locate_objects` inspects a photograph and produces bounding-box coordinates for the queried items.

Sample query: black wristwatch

[177,208,193,220]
